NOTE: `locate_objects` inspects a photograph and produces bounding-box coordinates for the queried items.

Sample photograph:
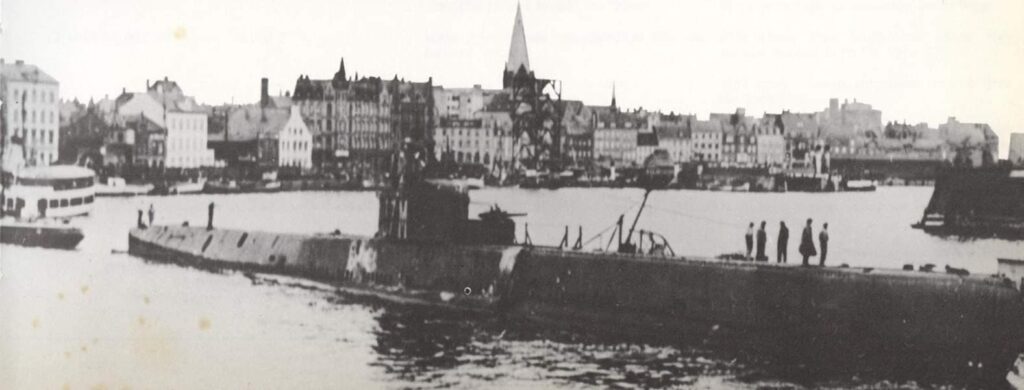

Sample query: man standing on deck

[819,223,830,266]
[777,221,789,263]
[148,204,155,226]
[207,202,215,230]
[799,218,817,266]
[756,221,767,261]
[745,222,755,260]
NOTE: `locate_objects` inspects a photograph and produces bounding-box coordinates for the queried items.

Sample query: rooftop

[1,60,58,85]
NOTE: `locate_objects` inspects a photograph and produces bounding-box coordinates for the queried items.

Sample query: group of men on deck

[745,219,829,266]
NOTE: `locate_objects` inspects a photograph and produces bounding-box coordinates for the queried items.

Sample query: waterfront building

[691,120,723,164]
[591,106,645,167]
[220,105,313,169]
[1010,133,1024,166]
[654,123,692,164]
[754,114,786,166]
[1,59,60,166]
[938,116,999,157]
[113,77,215,168]
[561,101,595,168]
[389,78,435,149]
[293,61,406,180]
[434,112,514,170]
[715,108,758,167]
[59,102,113,167]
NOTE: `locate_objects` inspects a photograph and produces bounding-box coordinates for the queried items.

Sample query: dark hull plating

[128,226,1024,384]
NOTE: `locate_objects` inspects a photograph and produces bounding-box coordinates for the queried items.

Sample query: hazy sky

[2,0,1021,155]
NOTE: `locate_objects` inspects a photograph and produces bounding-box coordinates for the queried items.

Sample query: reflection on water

[2,189,1019,388]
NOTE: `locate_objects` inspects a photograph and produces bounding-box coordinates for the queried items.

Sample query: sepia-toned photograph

[2,0,1023,388]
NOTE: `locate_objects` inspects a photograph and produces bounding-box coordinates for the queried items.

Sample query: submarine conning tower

[376,138,515,245]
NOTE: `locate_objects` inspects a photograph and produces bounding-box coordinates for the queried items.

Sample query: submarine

[129,138,1024,385]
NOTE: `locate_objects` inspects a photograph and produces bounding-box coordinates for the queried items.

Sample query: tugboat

[1,142,91,249]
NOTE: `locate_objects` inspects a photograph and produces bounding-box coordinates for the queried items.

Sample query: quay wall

[129,226,1024,370]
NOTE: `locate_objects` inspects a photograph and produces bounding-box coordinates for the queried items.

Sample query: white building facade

[276,106,313,169]
[2,59,60,166]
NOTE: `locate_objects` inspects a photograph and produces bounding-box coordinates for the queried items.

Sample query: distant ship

[913,165,1024,238]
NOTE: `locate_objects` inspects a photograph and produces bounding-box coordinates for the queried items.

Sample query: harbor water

[2,187,1021,389]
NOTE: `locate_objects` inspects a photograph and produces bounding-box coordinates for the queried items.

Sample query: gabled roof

[1,62,58,84]
[225,106,292,142]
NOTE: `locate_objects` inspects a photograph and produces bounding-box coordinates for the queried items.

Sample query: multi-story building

[754,114,786,166]
[434,113,514,168]
[591,106,645,167]
[390,78,435,150]
[938,116,999,156]
[654,123,691,164]
[114,77,214,168]
[561,101,594,167]
[1009,133,1024,166]
[293,60,411,180]
[691,120,722,163]
[1,59,60,166]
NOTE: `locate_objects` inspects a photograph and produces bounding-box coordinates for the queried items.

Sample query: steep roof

[654,124,691,139]
[692,120,723,133]
[225,106,291,142]
[505,3,530,74]
[1,62,58,84]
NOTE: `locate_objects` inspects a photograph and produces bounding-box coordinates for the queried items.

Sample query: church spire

[611,82,617,110]
[505,2,530,74]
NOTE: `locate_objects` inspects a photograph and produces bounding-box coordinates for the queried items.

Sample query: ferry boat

[1,165,97,219]
[0,217,84,249]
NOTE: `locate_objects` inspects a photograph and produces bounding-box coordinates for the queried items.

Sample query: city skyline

[1,0,1021,157]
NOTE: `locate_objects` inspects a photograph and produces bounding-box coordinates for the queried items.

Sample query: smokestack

[260,78,269,108]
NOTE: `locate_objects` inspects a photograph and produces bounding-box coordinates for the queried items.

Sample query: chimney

[260,78,269,108]
[146,79,150,89]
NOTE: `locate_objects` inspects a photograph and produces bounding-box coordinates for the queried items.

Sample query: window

[60,199,69,207]
[49,199,59,208]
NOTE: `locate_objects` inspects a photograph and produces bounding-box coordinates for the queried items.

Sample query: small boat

[151,178,206,195]
[95,177,153,197]
[0,217,84,249]
[203,180,241,194]
[843,179,877,192]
